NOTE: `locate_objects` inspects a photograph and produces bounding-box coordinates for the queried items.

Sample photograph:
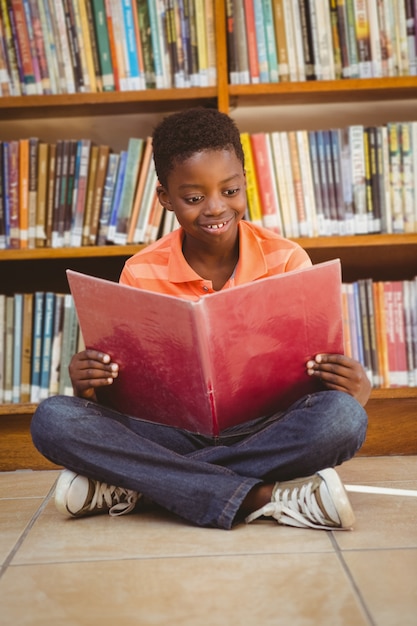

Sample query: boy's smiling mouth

[206,221,228,230]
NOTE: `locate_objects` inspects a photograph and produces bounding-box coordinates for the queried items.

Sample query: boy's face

[157,149,247,248]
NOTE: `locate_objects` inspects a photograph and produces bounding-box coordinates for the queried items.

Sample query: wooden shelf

[0,88,219,119]
[229,77,417,105]
[1,233,416,261]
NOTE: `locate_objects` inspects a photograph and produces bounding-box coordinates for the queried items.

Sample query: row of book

[0,136,180,249]
[0,0,217,96]
[0,292,81,404]
[1,275,416,405]
[1,120,417,251]
[227,0,417,85]
[341,277,417,389]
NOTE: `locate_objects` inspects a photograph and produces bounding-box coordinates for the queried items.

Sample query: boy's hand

[306,354,371,407]
[69,350,119,401]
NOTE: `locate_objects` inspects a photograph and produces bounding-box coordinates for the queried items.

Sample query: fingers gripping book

[67,259,343,436]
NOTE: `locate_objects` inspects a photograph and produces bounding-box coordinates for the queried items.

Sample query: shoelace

[246,480,341,530]
[89,482,140,517]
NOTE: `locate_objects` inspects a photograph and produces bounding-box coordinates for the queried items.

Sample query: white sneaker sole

[318,468,355,528]
[54,469,80,516]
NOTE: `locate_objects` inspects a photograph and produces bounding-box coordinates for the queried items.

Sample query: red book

[67,259,343,436]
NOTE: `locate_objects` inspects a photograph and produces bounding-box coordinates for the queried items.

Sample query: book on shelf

[329,0,343,79]
[113,137,143,244]
[12,293,23,403]
[234,0,250,84]
[30,291,45,403]
[87,144,110,245]
[4,296,14,403]
[96,151,120,245]
[240,132,263,227]
[49,293,65,397]
[91,0,115,90]
[39,291,55,400]
[70,139,92,247]
[45,142,57,247]
[81,144,99,245]
[131,166,158,244]
[0,295,5,402]
[20,292,33,403]
[250,132,282,234]
[58,294,79,396]
[106,149,128,242]
[126,136,153,244]
[28,136,39,248]
[67,259,344,436]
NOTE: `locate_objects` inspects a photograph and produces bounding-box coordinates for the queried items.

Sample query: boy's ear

[156,185,173,211]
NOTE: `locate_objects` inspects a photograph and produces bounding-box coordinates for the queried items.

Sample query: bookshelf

[1,0,417,469]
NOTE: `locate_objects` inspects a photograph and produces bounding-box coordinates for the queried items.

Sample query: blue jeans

[31,390,367,529]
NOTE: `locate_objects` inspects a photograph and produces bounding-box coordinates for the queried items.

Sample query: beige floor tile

[0,470,59,499]
[333,480,417,550]
[12,499,334,565]
[0,499,43,566]
[343,549,417,626]
[338,456,417,484]
[1,553,370,626]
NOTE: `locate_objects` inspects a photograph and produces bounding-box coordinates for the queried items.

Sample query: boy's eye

[224,188,239,196]
[185,195,204,204]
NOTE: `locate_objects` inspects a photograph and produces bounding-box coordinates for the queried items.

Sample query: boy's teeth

[207,222,226,229]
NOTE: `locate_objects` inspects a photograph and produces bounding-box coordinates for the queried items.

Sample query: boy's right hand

[68,350,119,401]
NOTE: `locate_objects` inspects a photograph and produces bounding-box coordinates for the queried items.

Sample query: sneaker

[55,469,141,518]
[245,468,355,530]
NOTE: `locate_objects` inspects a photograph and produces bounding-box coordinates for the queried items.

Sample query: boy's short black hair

[152,107,245,187]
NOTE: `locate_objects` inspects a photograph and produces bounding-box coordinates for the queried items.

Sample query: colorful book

[67,259,344,436]
[96,152,120,245]
[20,292,33,402]
[91,0,115,90]
[113,137,143,244]
[127,136,153,243]
[12,293,23,403]
[250,133,282,234]
[240,132,263,227]
[30,291,45,403]
[58,294,79,396]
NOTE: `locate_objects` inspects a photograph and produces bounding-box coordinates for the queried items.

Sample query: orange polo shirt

[120,221,312,300]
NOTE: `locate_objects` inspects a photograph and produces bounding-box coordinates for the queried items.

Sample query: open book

[67,259,343,435]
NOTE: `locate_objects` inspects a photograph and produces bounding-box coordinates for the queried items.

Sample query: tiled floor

[0,456,416,626]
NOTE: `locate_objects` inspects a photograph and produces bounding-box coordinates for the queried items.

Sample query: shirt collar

[167,222,268,285]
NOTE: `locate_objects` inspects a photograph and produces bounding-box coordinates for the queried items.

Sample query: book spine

[18,138,29,249]
[132,167,157,243]
[30,291,45,403]
[299,0,316,79]
[28,0,51,93]
[114,137,143,244]
[308,130,326,236]
[349,125,367,234]
[314,0,335,80]
[63,139,78,246]
[0,0,21,95]
[233,0,250,84]
[315,129,332,235]
[91,0,115,90]
[290,1,306,81]
[296,129,317,237]
[323,129,339,234]
[59,294,79,396]
[288,130,307,234]
[405,0,417,75]
[330,128,347,235]
[387,121,404,233]
[368,126,382,233]
[250,133,282,234]
[44,142,56,247]
[269,132,291,237]
[8,140,20,249]
[253,0,269,82]
[204,0,216,86]
[4,297,14,403]
[121,0,142,89]
[35,142,49,247]
[71,139,91,247]
[0,296,6,401]
[88,144,110,245]
[19,292,32,401]
[0,142,5,249]
[240,132,263,227]
[39,291,55,399]
[81,144,99,245]
[146,0,165,87]
[97,151,119,245]
[336,0,352,78]
[366,0,382,77]
[262,0,279,82]
[52,0,77,92]
[394,0,409,76]
[279,131,300,237]
[329,0,343,79]
[344,0,360,76]
[9,0,37,94]
[243,0,260,83]
[12,293,23,403]
[400,121,415,234]
[353,0,372,77]
[282,0,297,81]
[49,293,64,396]
[85,0,103,90]
[106,149,127,242]
[27,136,39,248]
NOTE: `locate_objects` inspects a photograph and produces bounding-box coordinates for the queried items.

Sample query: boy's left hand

[306,354,372,407]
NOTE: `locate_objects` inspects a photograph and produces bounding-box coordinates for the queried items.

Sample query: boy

[31,108,371,530]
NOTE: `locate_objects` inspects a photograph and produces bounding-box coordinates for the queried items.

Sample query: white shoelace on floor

[246,480,341,529]
[89,482,140,517]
